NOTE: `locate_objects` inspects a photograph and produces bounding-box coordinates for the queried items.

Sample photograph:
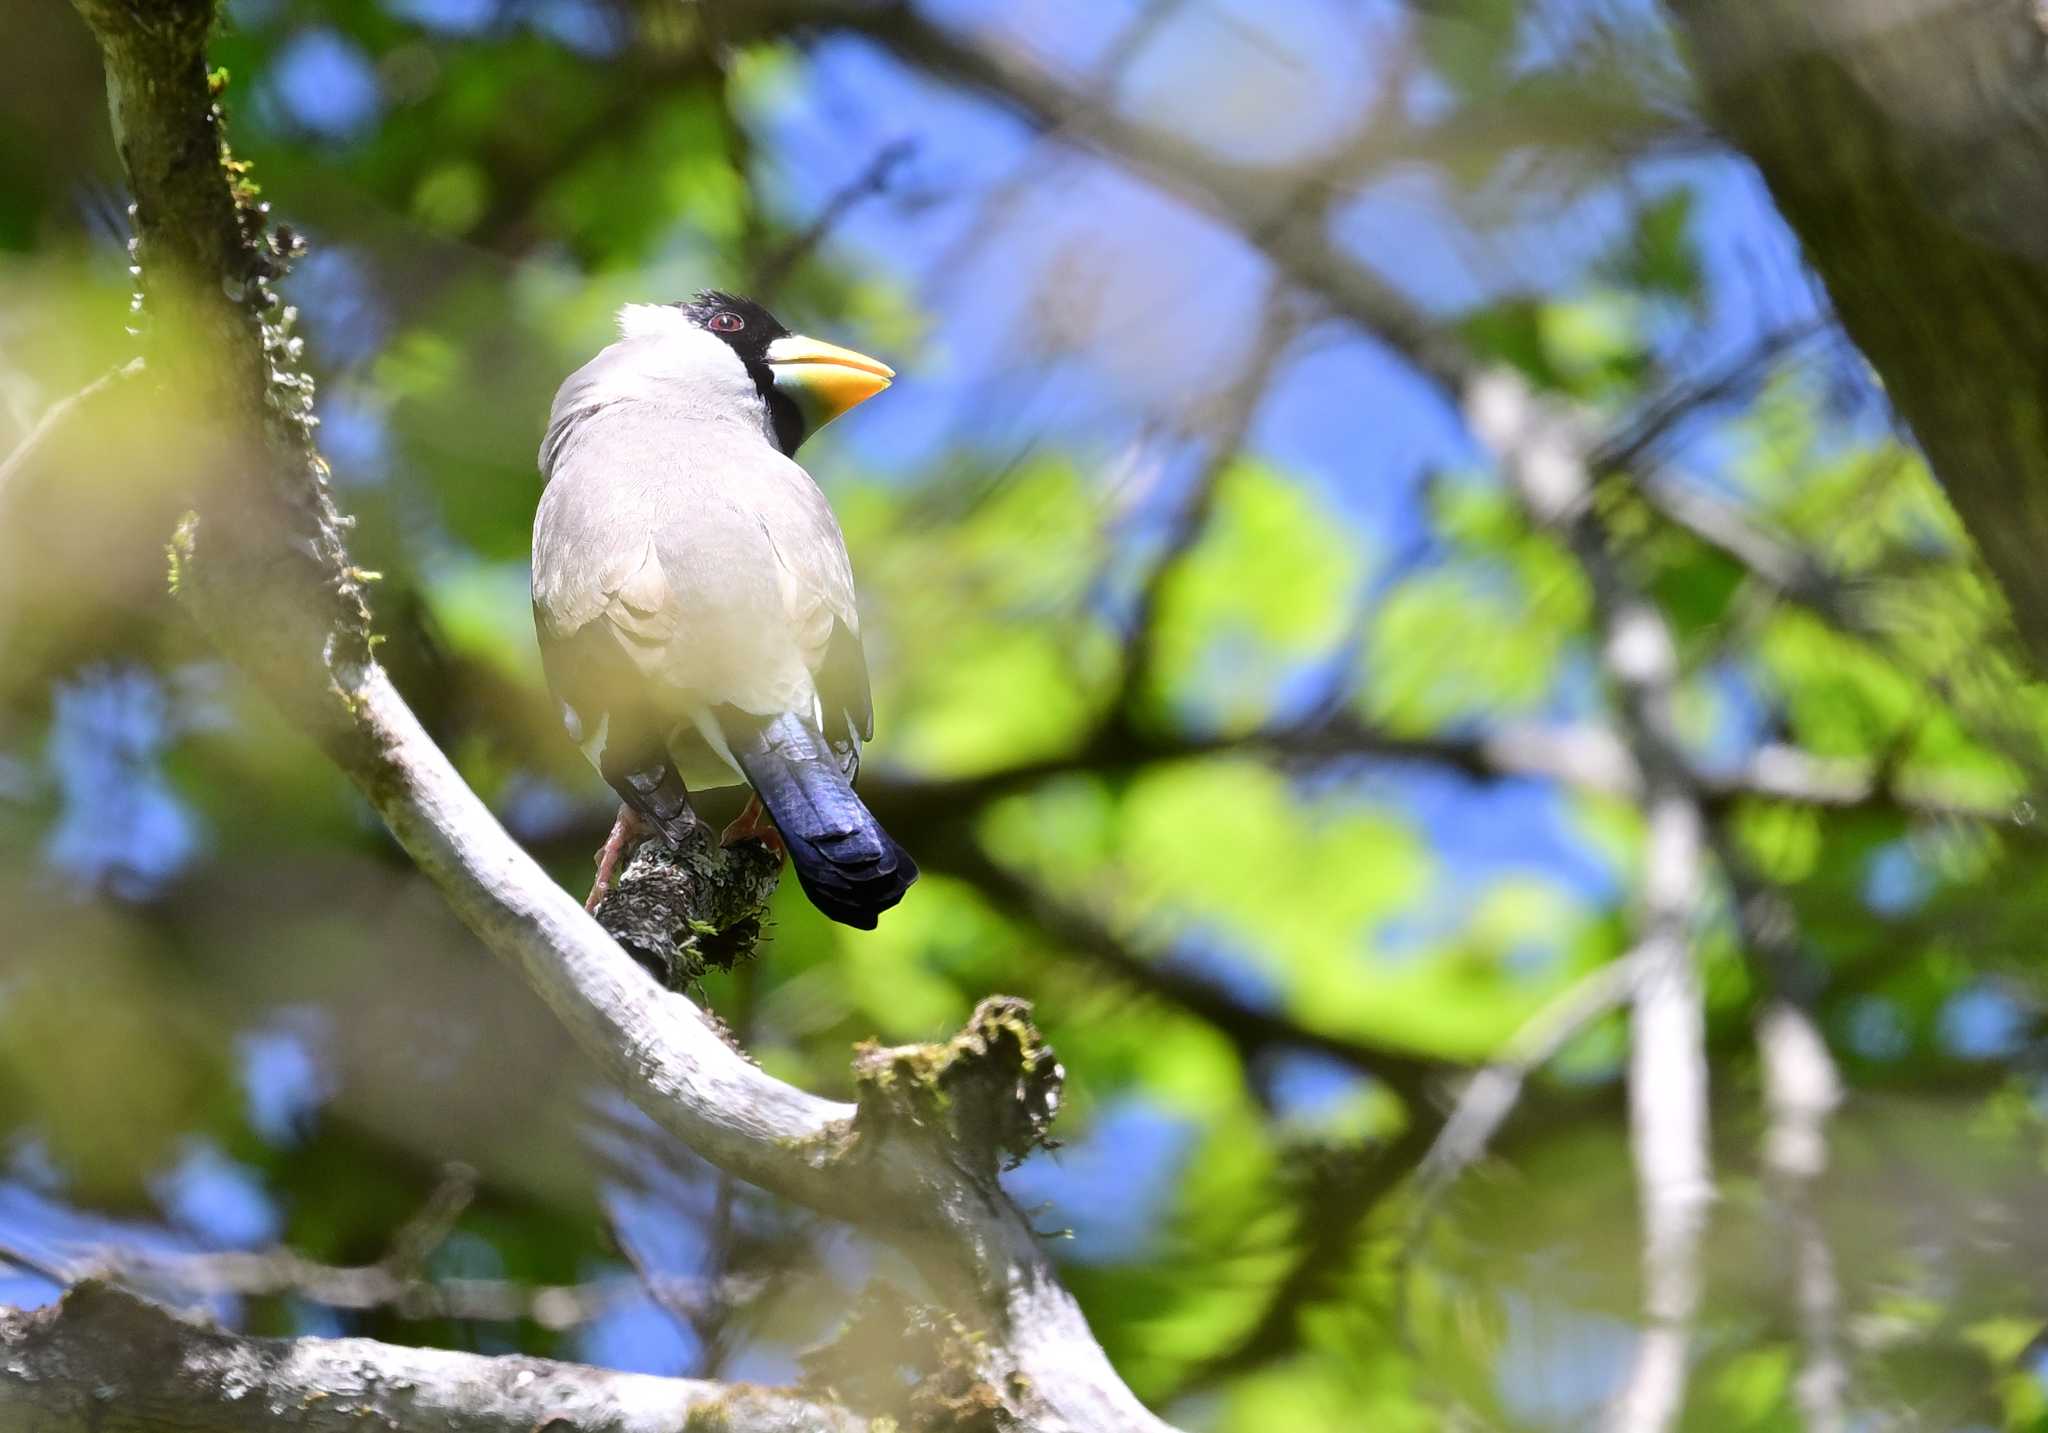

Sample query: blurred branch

[1,1238,663,1330]
[0,358,144,513]
[1473,371,1713,1433]
[747,0,1468,388]
[606,1198,736,1354]
[1406,951,1643,1230]
[752,137,917,298]
[1633,469,1856,614]
[866,710,2035,838]
[67,4,1171,1429]
[1112,286,1300,715]
[1758,1000,1849,1433]
[1169,1121,1441,1399]
[912,828,1456,1104]
[0,1165,706,1333]
[1592,319,1828,477]
[0,1281,863,1433]
[1711,832,1850,1429]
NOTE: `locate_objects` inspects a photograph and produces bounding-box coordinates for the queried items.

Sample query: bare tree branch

[0,358,144,510]
[0,1281,864,1433]
[0,1163,701,1333]
[1474,371,1714,1433]
[1112,285,1301,714]
[865,710,2031,842]
[4,1238,659,1330]
[1406,951,1644,1227]
[748,0,1467,387]
[1590,319,1828,477]
[1757,1001,1849,1433]
[909,826,1456,1105]
[752,136,918,298]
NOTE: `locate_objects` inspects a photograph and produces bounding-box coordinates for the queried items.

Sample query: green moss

[851,996,1063,1174]
[681,1401,732,1433]
[798,1283,1016,1431]
[166,512,199,596]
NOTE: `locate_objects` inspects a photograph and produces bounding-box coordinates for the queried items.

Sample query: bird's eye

[709,311,745,333]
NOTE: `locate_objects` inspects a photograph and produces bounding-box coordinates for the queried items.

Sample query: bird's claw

[586,803,649,911]
[720,795,785,857]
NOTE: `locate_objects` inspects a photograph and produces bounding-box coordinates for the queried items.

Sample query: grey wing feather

[534,390,876,782]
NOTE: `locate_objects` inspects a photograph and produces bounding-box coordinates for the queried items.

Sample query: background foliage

[5,0,2047,1427]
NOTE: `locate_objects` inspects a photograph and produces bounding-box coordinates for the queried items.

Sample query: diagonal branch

[0,359,145,511]
[1406,950,1644,1229]
[752,136,918,298]
[909,825,1456,1105]
[1113,285,1302,714]
[746,0,1467,388]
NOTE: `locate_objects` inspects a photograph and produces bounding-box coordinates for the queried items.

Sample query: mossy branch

[597,824,785,987]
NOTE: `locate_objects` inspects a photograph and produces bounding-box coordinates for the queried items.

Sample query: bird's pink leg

[720,793,786,857]
[587,803,649,912]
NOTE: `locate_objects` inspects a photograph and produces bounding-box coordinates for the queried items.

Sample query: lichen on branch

[853,996,1065,1179]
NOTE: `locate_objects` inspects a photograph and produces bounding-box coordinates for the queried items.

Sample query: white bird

[532,292,916,928]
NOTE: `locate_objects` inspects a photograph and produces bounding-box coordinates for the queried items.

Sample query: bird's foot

[587,803,651,912]
[720,794,785,857]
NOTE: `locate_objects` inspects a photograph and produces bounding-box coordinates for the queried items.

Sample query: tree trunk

[1671,0,2048,670]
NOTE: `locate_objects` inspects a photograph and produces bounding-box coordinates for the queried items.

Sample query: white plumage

[530,294,911,928]
[533,305,865,789]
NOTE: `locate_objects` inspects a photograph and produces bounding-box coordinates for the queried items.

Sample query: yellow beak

[766,334,894,431]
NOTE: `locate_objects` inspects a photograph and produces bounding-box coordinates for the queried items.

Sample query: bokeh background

[5,0,2048,1427]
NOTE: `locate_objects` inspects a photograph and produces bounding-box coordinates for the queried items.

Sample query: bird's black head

[675,291,806,454]
[664,289,894,454]
[676,291,791,363]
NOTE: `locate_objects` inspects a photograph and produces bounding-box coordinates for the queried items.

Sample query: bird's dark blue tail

[726,712,917,929]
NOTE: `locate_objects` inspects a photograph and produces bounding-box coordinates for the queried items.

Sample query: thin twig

[381,1161,478,1279]
[1407,951,1644,1224]
[753,137,918,297]
[605,1200,727,1341]
[1591,320,1827,477]
[0,1239,657,1330]
[1474,371,1714,1433]
[0,1162,647,1330]
[1113,284,1300,714]
[1757,1001,1848,1433]
[910,828,1454,1104]
[0,359,144,509]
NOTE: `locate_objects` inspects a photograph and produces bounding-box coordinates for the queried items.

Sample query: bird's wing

[748,475,873,746]
[538,408,869,755]
[532,516,678,764]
